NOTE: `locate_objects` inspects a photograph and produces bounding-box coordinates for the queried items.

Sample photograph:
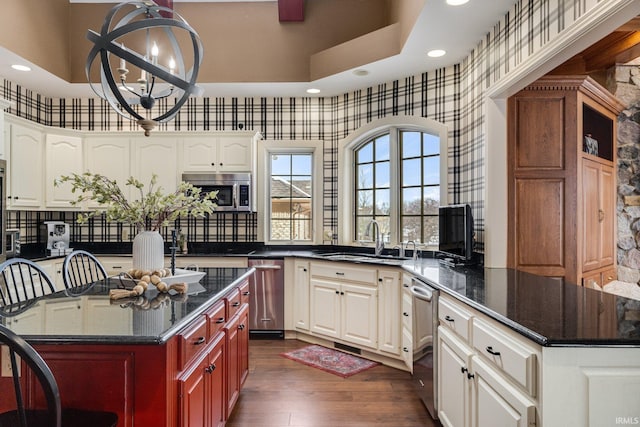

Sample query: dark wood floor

[226,339,440,427]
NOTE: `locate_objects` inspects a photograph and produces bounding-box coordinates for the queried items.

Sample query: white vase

[132,231,165,271]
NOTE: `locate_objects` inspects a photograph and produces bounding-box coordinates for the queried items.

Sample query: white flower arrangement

[55,173,217,232]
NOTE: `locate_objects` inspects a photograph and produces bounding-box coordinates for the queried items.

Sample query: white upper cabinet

[8,120,44,208]
[180,132,257,173]
[132,135,179,194]
[45,133,83,209]
[84,137,132,205]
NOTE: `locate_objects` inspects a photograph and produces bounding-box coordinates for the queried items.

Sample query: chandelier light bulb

[169,57,176,74]
[151,42,159,64]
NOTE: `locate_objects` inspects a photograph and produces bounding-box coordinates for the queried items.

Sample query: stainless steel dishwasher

[411,277,439,420]
[248,259,285,338]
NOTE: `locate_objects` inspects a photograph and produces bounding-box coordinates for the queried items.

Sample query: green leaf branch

[54,173,218,232]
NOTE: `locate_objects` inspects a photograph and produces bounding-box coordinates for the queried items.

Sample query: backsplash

[7,210,258,247]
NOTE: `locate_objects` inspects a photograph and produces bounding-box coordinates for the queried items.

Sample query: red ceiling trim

[154,0,174,19]
[278,0,304,22]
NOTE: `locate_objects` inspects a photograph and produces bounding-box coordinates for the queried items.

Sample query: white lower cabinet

[438,326,473,427]
[309,262,378,350]
[377,268,401,356]
[293,260,310,331]
[438,295,537,427]
[401,274,413,370]
[472,356,535,427]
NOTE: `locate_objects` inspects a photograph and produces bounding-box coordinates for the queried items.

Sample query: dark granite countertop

[16,243,640,347]
[0,267,254,345]
[402,259,640,347]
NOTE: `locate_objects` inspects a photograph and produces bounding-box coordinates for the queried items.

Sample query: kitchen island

[0,267,254,427]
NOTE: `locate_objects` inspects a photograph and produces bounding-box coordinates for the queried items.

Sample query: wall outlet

[122,229,130,241]
[1,345,19,377]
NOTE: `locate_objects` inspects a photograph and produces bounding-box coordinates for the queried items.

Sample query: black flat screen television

[438,204,474,262]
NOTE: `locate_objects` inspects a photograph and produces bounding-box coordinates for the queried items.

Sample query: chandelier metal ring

[86,1,204,135]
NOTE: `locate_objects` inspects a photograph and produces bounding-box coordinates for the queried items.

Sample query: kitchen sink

[314,252,411,265]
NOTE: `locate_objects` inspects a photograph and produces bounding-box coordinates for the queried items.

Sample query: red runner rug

[281,345,378,378]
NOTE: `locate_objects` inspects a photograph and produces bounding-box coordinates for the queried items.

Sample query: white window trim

[257,139,324,245]
[338,115,449,248]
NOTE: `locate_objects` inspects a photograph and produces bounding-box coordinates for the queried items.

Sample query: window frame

[338,116,448,249]
[257,139,324,245]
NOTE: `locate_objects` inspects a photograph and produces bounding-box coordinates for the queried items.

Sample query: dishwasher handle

[410,279,435,302]
[252,265,282,270]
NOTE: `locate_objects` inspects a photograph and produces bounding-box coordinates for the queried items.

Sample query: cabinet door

[377,268,401,355]
[85,137,132,205]
[224,311,241,418]
[599,164,615,267]
[208,333,226,427]
[472,356,535,427]
[9,122,43,208]
[238,306,249,387]
[582,159,615,272]
[217,136,252,171]
[132,136,178,194]
[293,260,310,331]
[309,277,341,339]
[438,326,473,427]
[341,283,377,349]
[45,133,83,208]
[179,351,209,427]
[181,137,218,172]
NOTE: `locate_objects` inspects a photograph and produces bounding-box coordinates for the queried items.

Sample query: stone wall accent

[613,58,640,283]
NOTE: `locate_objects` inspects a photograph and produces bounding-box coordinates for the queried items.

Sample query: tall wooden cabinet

[507,76,624,286]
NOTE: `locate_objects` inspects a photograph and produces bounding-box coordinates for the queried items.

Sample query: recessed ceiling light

[306,88,320,94]
[427,49,446,58]
[11,64,31,72]
[353,69,369,77]
[446,0,469,5]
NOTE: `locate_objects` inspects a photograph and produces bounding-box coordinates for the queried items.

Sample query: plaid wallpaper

[2,0,622,249]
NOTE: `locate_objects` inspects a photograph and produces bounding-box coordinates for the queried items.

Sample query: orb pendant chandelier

[86,0,204,136]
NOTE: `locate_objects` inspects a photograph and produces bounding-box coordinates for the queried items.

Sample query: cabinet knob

[215,317,225,324]
[461,367,468,374]
[238,324,245,330]
[205,363,216,374]
[211,163,215,166]
[232,301,240,307]
[303,268,307,272]
[378,278,382,282]
[194,336,206,345]
[340,291,344,295]
[219,162,223,166]
[335,290,340,295]
[598,209,604,222]
[467,372,475,380]
[403,347,409,352]
[444,315,455,322]
[403,312,409,317]
[243,291,250,296]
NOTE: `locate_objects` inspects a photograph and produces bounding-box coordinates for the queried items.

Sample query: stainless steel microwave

[182,173,252,212]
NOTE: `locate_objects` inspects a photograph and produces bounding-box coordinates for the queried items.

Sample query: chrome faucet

[365,219,384,256]
[405,240,417,261]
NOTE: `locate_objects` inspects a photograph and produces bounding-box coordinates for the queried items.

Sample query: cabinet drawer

[472,318,537,396]
[226,288,242,318]
[601,268,616,286]
[205,301,226,338]
[439,297,473,340]
[310,262,376,283]
[238,279,250,305]
[178,316,209,370]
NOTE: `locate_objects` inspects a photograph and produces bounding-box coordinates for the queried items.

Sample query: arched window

[339,116,447,249]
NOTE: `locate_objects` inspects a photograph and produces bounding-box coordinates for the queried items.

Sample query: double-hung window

[339,117,447,248]
[258,140,324,244]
